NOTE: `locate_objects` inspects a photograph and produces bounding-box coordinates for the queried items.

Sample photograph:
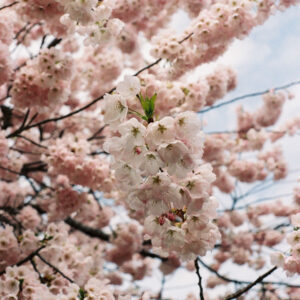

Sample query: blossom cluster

[137,65,237,117]
[236,91,287,132]
[103,76,220,260]
[11,48,73,113]
[44,135,111,191]
[58,0,124,45]
[0,0,300,299]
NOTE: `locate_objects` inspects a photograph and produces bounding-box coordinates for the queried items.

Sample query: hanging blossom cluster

[104,76,220,260]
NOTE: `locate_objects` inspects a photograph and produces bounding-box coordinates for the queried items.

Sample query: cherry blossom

[0,0,300,299]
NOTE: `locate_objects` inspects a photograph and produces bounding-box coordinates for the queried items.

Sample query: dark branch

[16,134,47,149]
[64,217,110,241]
[47,37,62,49]
[0,1,18,11]
[87,125,107,141]
[139,249,168,261]
[6,85,116,138]
[195,257,205,300]
[225,267,277,300]
[12,22,42,51]
[65,218,167,261]
[1,105,13,129]
[36,253,74,283]
[40,34,48,49]
[198,258,298,288]
[30,259,43,282]
[133,58,162,77]
[21,161,48,175]
[0,245,45,276]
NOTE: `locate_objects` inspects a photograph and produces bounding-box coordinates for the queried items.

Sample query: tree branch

[36,253,74,283]
[65,218,167,261]
[47,37,62,49]
[0,1,18,11]
[87,125,107,141]
[225,267,277,300]
[195,257,205,300]
[139,249,168,261]
[0,245,45,276]
[16,134,47,149]
[198,258,298,288]
[64,217,110,242]
[199,80,300,114]
[30,258,43,282]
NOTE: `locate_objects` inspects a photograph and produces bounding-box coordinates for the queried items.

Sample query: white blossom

[117,75,141,99]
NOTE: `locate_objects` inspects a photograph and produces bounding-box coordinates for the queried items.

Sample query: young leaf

[138,92,157,122]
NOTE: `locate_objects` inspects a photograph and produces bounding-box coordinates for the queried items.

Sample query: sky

[138,4,300,300]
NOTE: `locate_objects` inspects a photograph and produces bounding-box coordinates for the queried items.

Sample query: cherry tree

[0,0,300,299]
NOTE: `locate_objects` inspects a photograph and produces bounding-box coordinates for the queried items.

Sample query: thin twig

[198,258,298,288]
[87,125,107,141]
[40,35,48,49]
[0,164,20,175]
[199,80,300,114]
[30,258,44,282]
[195,258,205,300]
[139,249,168,261]
[225,267,277,300]
[10,147,42,156]
[157,275,166,300]
[6,86,116,138]
[0,1,18,11]
[14,22,30,40]
[0,245,45,276]
[12,23,42,52]
[36,253,74,283]
[16,134,47,149]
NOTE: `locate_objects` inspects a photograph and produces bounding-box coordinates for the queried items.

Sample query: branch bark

[198,258,299,288]
[225,267,277,300]
[0,1,18,11]
[36,253,74,283]
[0,245,45,276]
[64,217,110,242]
[195,257,205,300]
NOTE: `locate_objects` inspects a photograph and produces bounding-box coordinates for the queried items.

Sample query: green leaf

[138,92,157,122]
[78,288,87,300]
